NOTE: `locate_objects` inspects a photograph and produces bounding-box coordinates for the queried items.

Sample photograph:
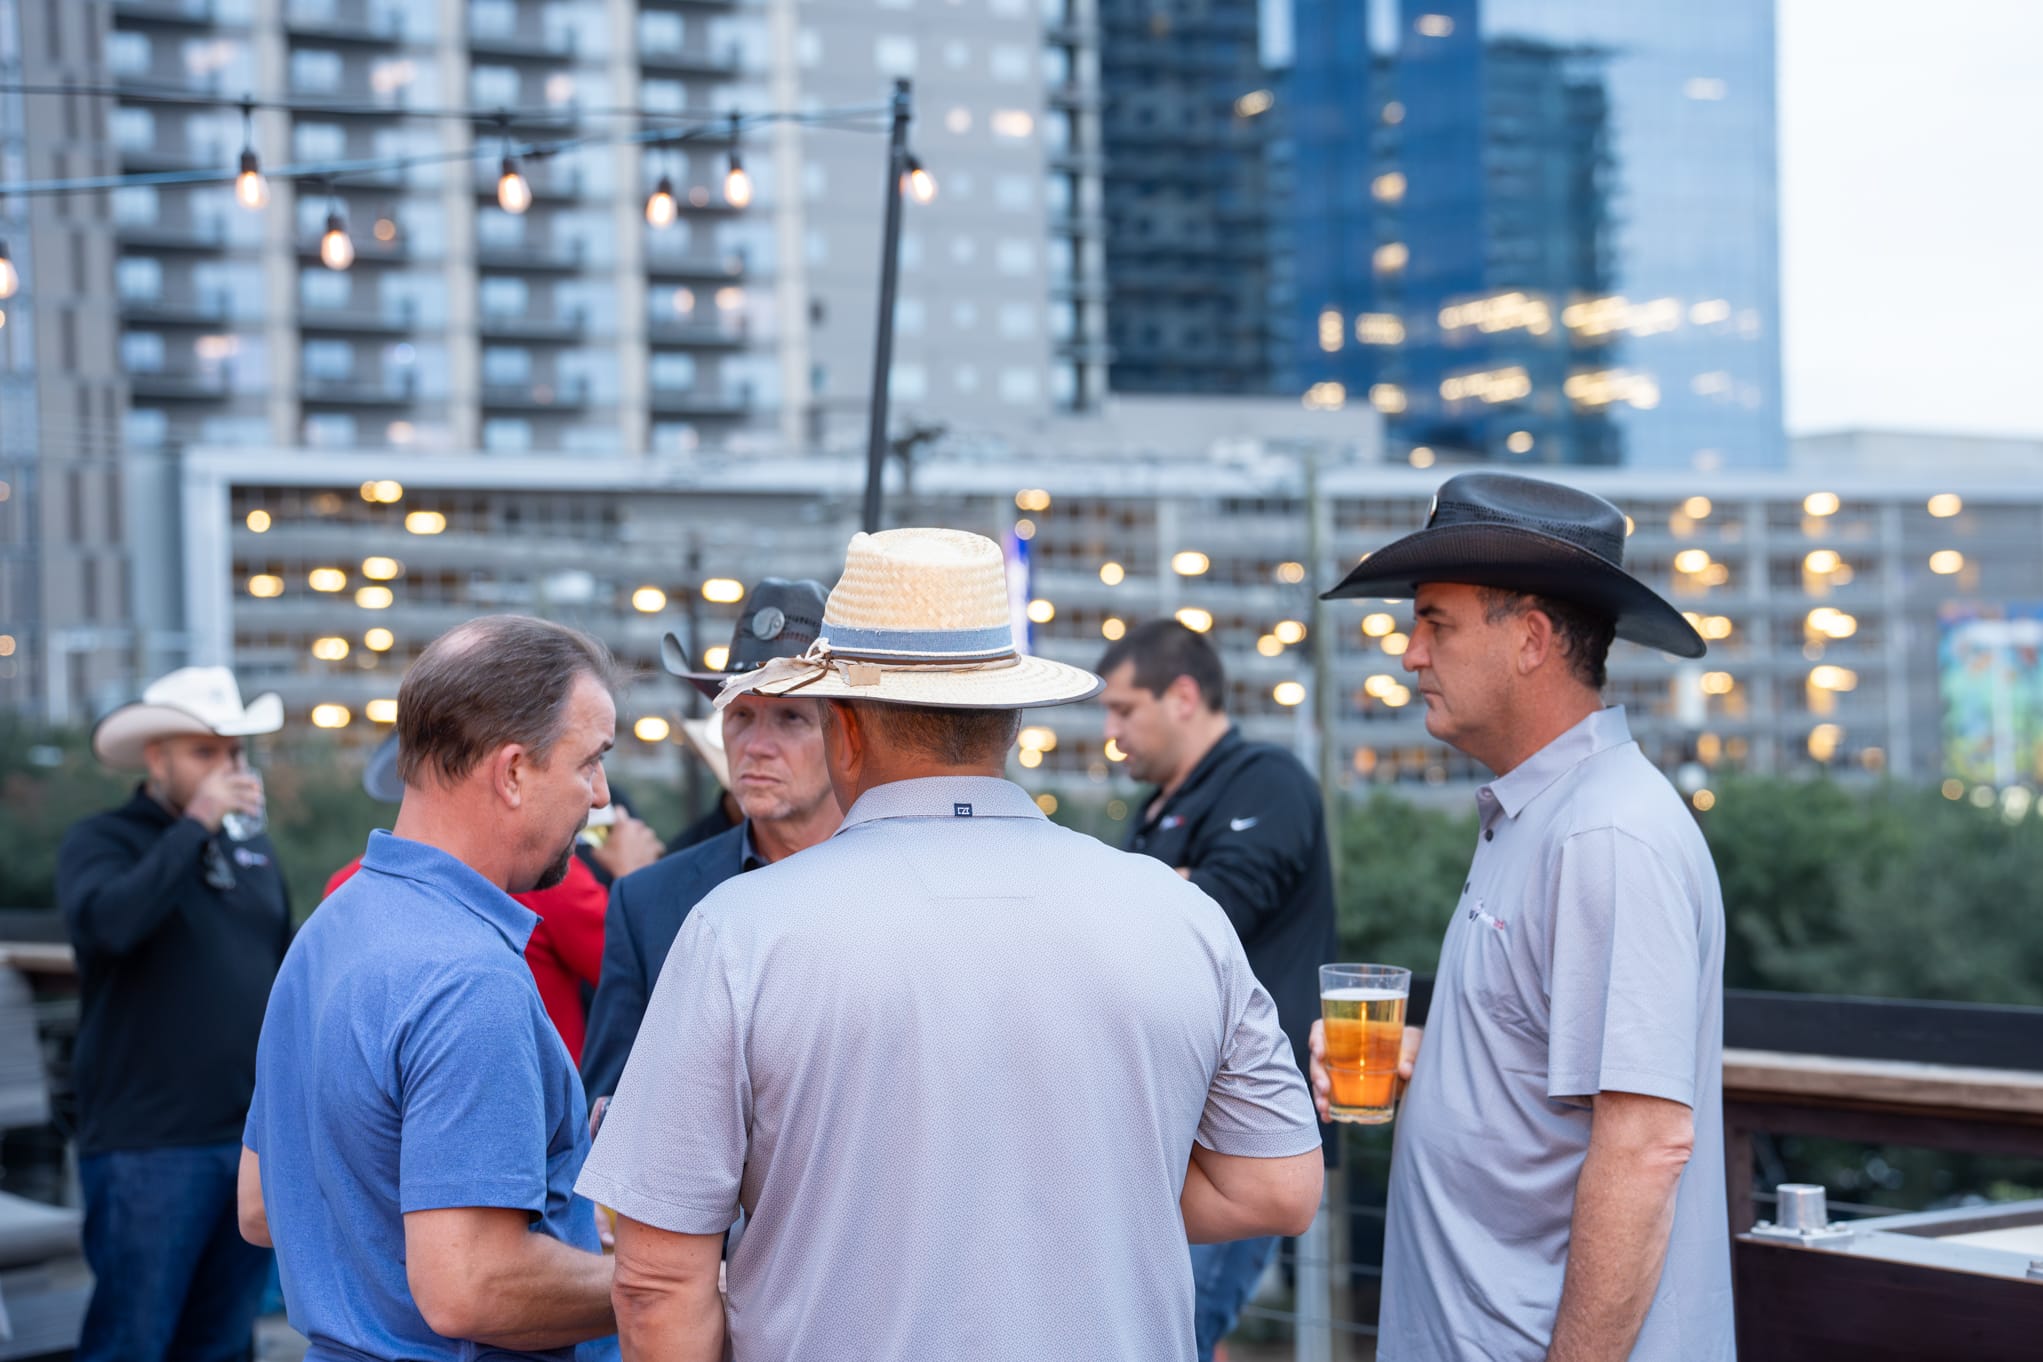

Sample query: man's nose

[592,766,612,810]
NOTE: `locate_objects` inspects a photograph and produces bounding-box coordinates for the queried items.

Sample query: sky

[1777,0,2043,437]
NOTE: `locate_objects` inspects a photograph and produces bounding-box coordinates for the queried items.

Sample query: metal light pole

[861,79,913,534]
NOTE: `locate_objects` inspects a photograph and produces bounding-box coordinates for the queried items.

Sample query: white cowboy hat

[91,666,284,769]
[678,711,732,791]
[714,528,1103,712]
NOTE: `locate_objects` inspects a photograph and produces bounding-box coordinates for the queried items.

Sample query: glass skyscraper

[1094,0,1793,466]
[1287,0,1783,470]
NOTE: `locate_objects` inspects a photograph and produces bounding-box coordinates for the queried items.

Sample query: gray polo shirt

[577,775,1319,1361]
[1380,708,1733,1362]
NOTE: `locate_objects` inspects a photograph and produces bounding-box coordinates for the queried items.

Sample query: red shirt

[323,853,609,1062]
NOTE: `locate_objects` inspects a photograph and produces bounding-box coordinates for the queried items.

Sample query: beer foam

[1322,987,1406,1002]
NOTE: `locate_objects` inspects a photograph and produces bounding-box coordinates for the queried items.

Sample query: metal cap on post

[1749,1181,1854,1245]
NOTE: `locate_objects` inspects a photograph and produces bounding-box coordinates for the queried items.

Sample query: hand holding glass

[1319,963,1410,1124]
[221,769,267,842]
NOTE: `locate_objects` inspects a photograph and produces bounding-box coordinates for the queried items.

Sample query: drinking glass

[1319,964,1411,1124]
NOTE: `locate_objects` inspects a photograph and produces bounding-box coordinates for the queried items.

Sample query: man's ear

[1165,673,1204,720]
[824,701,864,772]
[1517,605,1557,678]
[488,744,527,809]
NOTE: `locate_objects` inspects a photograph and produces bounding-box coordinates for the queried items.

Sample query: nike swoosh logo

[1230,817,1259,832]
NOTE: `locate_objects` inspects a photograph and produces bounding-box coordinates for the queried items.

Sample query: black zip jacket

[1128,728,1339,1158]
[56,787,291,1155]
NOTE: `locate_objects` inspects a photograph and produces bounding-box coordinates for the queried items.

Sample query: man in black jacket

[580,581,842,1104]
[59,666,291,1362]
[1099,620,1338,1362]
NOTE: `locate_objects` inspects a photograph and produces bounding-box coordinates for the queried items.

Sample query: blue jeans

[78,1140,274,1362]
[1190,1235,1279,1362]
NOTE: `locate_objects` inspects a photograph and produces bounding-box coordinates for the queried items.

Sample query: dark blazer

[579,822,752,1104]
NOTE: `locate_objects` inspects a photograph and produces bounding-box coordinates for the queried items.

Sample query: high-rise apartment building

[0,0,1114,721]
[0,0,142,722]
[1096,0,1289,396]
[1103,0,1783,471]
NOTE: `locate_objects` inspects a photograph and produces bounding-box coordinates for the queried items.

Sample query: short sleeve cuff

[400,1176,547,1215]
[574,1170,737,1237]
[1548,1065,1695,1109]
[1193,1123,1324,1160]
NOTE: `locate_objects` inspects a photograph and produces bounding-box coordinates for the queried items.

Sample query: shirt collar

[1477,706,1634,832]
[738,820,768,872]
[358,829,540,954]
[837,776,1047,833]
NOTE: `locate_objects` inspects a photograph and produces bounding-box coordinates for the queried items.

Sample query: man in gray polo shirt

[1316,474,1734,1362]
[579,528,1322,1360]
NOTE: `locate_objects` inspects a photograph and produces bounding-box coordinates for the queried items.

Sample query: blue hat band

[821,621,1016,659]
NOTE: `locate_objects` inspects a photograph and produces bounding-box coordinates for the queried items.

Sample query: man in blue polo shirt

[239,616,621,1360]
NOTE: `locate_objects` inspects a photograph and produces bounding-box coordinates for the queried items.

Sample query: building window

[303,339,354,380]
[891,363,928,401]
[111,108,155,153]
[304,414,357,447]
[116,257,163,302]
[299,269,351,310]
[639,11,683,53]
[997,303,1035,338]
[650,353,698,390]
[999,369,1039,403]
[989,45,1031,81]
[470,65,520,107]
[954,365,980,393]
[995,175,1034,210]
[483,347,532,386]
[895,298,925,335]
[293,122,347,161]
[479,276,529,317]
[483,418,534,453]
[874,36,916,76]
[107,31,151,76]
[121,332,166,374]
[289,50,344,92]
[995,240,1034,276]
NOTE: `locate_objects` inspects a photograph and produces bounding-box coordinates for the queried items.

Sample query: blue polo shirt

[245,830,611,1362]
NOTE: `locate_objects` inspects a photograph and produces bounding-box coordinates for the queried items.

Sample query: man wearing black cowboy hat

[1310,474,1733,1362]
[580,579,844,1105]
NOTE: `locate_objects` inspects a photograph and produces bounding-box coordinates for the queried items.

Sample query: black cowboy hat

[662,578,831,698]
[1322,472,1707,659]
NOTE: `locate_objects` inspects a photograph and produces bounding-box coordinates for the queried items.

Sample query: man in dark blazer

[581,581,844,1103]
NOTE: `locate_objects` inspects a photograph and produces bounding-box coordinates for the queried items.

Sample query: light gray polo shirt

[1379,708,1733,1362]
[577,775,1319,1361]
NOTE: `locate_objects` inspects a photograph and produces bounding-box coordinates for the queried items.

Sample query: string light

[496,154,532,214]
[319,209,354,271]
[233,100,266,209]
[0,240,14,299]
[904,155,937,204]
[645,174,678,228]
[722,112,752,208]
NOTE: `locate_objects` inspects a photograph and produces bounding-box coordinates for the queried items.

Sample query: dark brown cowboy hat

[662,578,831,698]
[1323,472,1706,659]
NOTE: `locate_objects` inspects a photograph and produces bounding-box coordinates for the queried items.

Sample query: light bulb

[497,156,532,214]
[0,245,15,301]
[319,213,354,271]
[906,162,937,204]
[234,150,268,209]
[645,175,678,228]
[723,157,752,209]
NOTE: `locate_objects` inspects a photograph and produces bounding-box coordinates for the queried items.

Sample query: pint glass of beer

[1319,964,1411,1124]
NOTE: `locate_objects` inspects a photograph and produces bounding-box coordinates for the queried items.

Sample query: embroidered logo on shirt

[953,803,973,817]
[1229,816,1259,832]
[1160,814,1186,831]
[1465,898,1508,933]
[233,847,270,869]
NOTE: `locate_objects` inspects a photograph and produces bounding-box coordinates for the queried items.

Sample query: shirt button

[1484,830,1494,841]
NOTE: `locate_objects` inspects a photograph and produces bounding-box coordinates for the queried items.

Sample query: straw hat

[91,666,284,769]
[714,528,1102,712]
[678,712,731,790]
